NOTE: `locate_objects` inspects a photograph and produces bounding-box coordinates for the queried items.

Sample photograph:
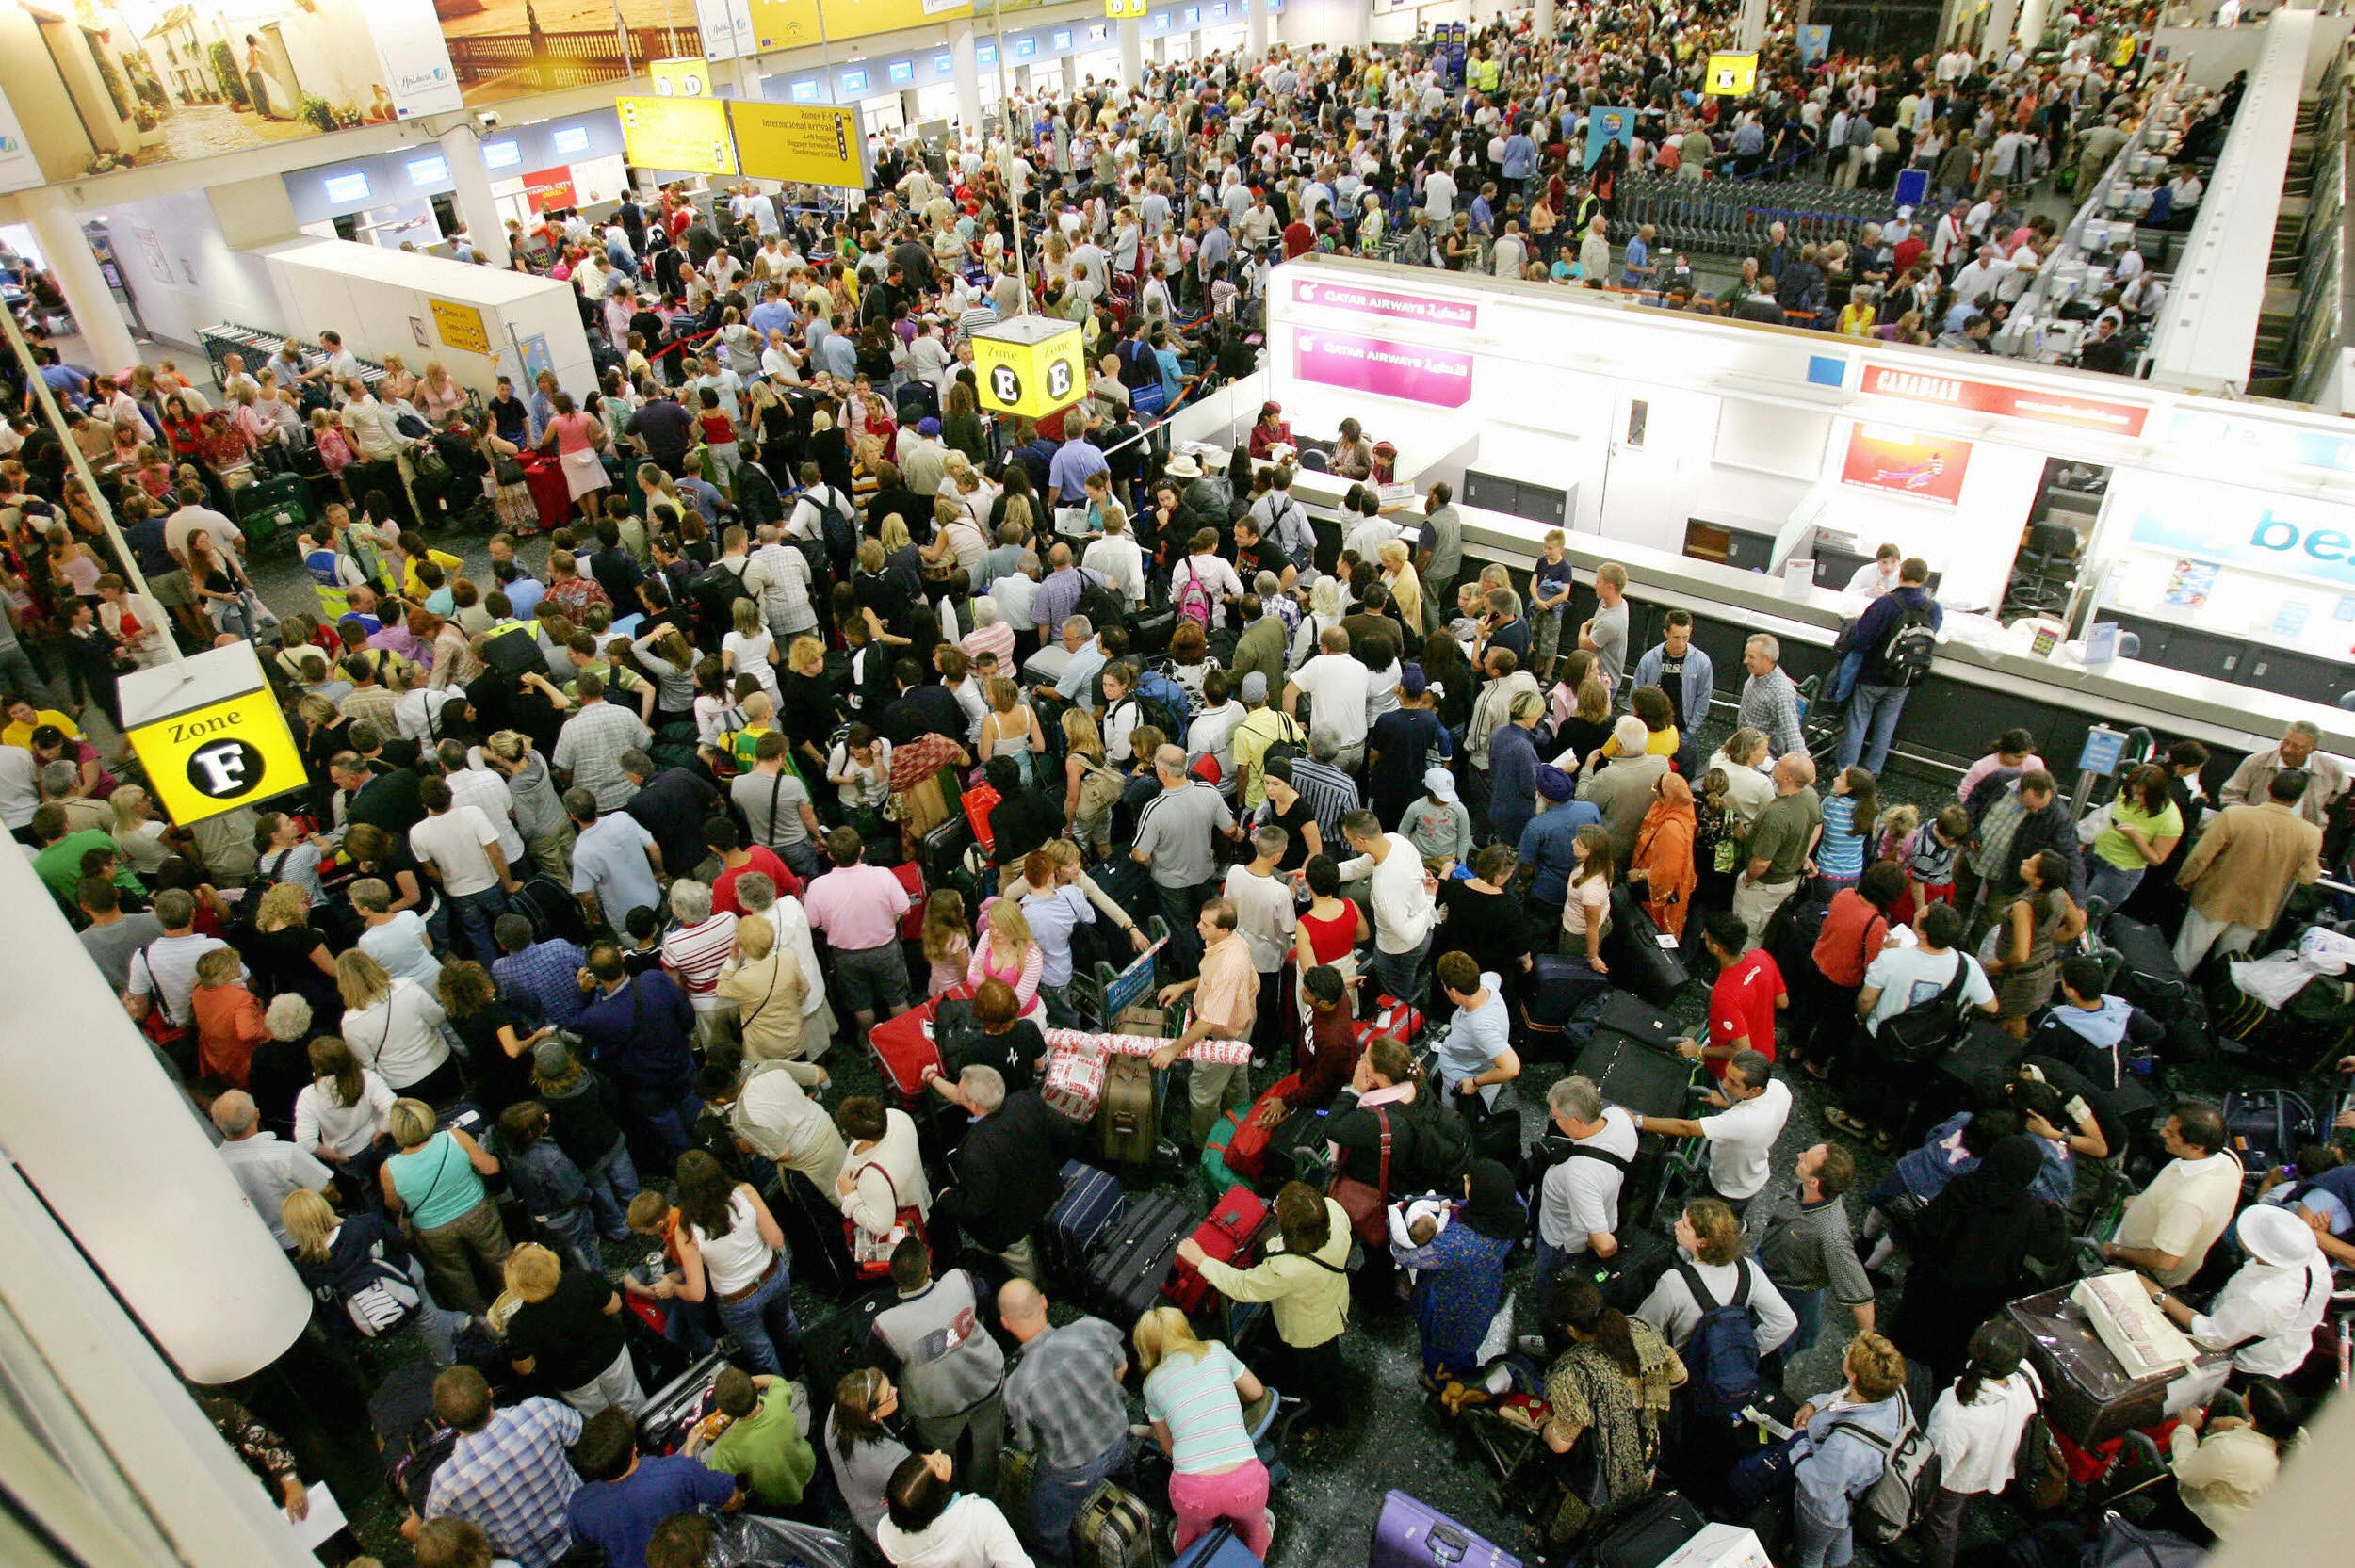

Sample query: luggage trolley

[1075,921,1173,1030]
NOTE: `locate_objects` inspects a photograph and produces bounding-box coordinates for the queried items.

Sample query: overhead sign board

[1860,364,2149,436]
[1106,0,1149,14]
[729,102,869,190]
[521,167,577,214]
[617,95,739,177]
[1705,52,1758,96]
[973,316,1085,418]
[428,299,491,355]
[651,57,713,96]
[121,645,309,827]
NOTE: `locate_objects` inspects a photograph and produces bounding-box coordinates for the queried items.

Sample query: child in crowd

[922,889,971,999]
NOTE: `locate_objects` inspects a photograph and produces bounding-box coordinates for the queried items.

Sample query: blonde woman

[418,361,470,421]
[337,948,460,1103]
[965,897,1045,1021]
[108,784,174,877]
[1379,538,1424,637]
[718,915,811,1065]
[1062,706,1115,856]
[379,1096,509,1312]
[1134,1305,1274,1559]
[283,1188,470,1361]
[500,1242,643,1416]
[976,677,1045,787]
[293,1035,396,1170]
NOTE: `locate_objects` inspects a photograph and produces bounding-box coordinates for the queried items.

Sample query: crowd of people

[0,6,2335,1568]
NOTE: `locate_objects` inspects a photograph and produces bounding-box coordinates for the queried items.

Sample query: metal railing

[442,25,706,90]
[1614,169,1896,261]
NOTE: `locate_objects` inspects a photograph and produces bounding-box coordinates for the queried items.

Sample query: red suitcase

[961,783,1000,855]
[1220,1075,1301,1186]
[893,860,927,941]
[1356,994,1430,1049]
[866,982,974,1107]
[521,453,572,533]
[1165,1186,1272,1312]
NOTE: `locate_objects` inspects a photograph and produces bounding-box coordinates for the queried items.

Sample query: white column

[1120,16,1145,84]
[2016,0,2050,47]
[1249,0,1270,55]
[951,21,983,129]
[1738,0,1768,52]
[1352,0,1374,47]
[20,188,137,370]
[1984,0,2019,56]
[1536,0,1557,39]
[441,124,511,269]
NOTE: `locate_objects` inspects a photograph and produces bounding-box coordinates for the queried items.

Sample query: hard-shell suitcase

[1575,1023,1694,1121]
[1601,884,1692,1007]
[1071,1477,1161,1568]
[2004,1283,2224,1447]
[1098,1052,1159,1167]
[1589,1491,1708,1568]
[1172,1522,1261,1566]
[867,989,973,1108]
[1522,954,1614,1054]
[1045,1158,1128,1284]
[1167,1186,1272,1312]
[636,1351,730,1454]
[1371,1488,1525,1568]
[2223,1088,2317,1192]
[1086,1188,1198,1323]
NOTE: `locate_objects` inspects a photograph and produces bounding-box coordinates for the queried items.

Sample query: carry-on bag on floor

[1601,885,1693,1008]
[1166,1186,1272,1312]
[2222,1088,2318,1193]
[1086,1189,1198,1324]
[1371,1488,1525,1568]
[636,1351,731,1454]
[1522,953,1613,1055]
[1173,1522,1262,1565]
[1098,1052,1159,1167]
[2103,913,2195,1011]
[1587,1491,1708,1568]
[1070,1477,1160,1568]
[1574,1024,1694,1122]
[1589,1222,1680,1316]
[1044,1158,1127,1285]
[799,1290,894,1408]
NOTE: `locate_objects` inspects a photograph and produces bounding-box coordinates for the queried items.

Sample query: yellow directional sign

[428,299,490,355]
[651,57,712,97]
[617,95,738,177]
[1105,0,1148,16]
[730,102,868,190]
[125,666,308,826]
[1705,52,1759,96]
[973,316,1084,419]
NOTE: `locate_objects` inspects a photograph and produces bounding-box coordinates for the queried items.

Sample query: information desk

[1202,449,2351,782]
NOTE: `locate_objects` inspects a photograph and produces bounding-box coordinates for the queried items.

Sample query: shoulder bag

[1329,1106,1392,1246]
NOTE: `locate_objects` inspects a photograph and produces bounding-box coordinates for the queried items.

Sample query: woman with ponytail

[1922,1317,2041,1568]
[1538,1278,1687,1545]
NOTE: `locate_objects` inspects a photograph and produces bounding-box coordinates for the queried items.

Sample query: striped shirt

[423,1398,585,1568]
[659,913,739,1004]
[1142,1341,1257,1473]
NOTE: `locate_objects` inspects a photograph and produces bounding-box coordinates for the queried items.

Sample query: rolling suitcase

[1601,885,1692,1007]
[1071,1477,1160,1568]
[233,472,311,551]
[867,990,973,1109]
[2004,1283,2224,1447]
[1086,1188,1198,1323]
[1574,1018,1694,1121]
[1372,1489,1524,1568]
[1591,993,1681,1054]
[1521,954,1613,1055]
[1045,1158,1128,1284]
[1220,1078,1296,1186]
[800,1289,894,1408]
[1097,1052,1159,1167]
[1588,1490,1707,1568]
[1912,1016,2025,1138]
[1589,1222,1679,1316]
[1167,1186,1272,1312]
[508,873,592,946]
[1172,1523,1260,1566]
[636,1351,730,1454]
[892,860,928,941]
[2222,1088,2318,1191]
[2103,913,2195,1008]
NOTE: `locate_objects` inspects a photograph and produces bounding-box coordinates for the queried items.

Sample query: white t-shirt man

[1539,1105,1639,1253]
[409,805,503,898]
[1289,652,1372,748]
[1422,167,1458,221]
[1861,946,1995,1033]
[1699,1076,1795,1201]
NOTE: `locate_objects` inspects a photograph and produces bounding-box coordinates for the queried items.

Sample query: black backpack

[690,558,760,640]
[1872,601,1939,687]
[1075,573,1129,636]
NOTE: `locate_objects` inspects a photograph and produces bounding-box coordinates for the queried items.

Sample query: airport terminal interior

[7,2,2355,1567]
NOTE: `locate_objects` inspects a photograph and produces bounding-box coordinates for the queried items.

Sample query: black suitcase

[636,1351,730,1454]
[1601,885,1692,1007]
[1590,1222,1680,1316]
[1464,1097,1522,1171]
[1591,993,1681,1054]
[766,1164,860,1303]
[2223,1088,2319,1191]
[2104,913,2196,1009]
[1574,1025,1693,1121]
[1521,953,1614,1056]
[1589,1489,1707,1568]
[800,1289,895,1406]
[1912,1016,2025,1137]
[1085,1188,1198,1323]
[509,872,592,945]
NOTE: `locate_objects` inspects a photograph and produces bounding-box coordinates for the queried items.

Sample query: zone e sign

[121,644,309,826]
[971,315,1085,419]
[1705,52,1758,96]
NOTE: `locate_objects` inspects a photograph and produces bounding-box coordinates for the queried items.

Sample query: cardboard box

[1115,1005,1168,1038]
[1660,1523,1774,1568]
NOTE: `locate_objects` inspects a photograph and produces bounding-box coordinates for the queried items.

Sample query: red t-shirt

[713,846,802,914]
[1811,890,1892,991]
[1298,898,1361,970]
[1706,949,1785,1076]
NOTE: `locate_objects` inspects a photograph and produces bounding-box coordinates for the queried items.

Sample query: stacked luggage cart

[195,322,389,396]
[1616,170,1891,262]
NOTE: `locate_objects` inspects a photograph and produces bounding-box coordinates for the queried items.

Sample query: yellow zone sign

[128,685,308,826]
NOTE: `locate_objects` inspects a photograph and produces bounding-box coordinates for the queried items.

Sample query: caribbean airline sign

[1860,364,2149,437]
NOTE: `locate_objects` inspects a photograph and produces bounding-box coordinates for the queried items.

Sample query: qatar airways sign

[1294,330,1474,408]
[1290,277,1479,331]
[1860,364,2149,437]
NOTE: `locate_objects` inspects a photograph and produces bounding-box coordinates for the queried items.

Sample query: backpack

[809,483,858,565]
[1173,561,1217,629]
[1134,667,1194,729]
[1676,1260,1763,1426]
[1871,601,1939,687]
[1401,1097,1471,1189]
[1835,1393,1943,1544]
[1075,572,1129,636]
[692,558,761,639]
[1846,114,1875,148]
[1076,758,1127,820]
[1115,690,1181,748]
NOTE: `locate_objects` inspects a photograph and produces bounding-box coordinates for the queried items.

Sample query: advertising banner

[1840,425,1972,505]
[0,80,41,195]
[1584,105,1636,170]
[521,165,577,212]
[1293,330,1474,410]
[2120,473,2355,592]
[1795,25,1831,65]
[748,0,973,53]
[730,101,867,189]
[1289,276,1478,331]
[617,94,738,176]
[1859,364,2149,436]
[691,0,759,61]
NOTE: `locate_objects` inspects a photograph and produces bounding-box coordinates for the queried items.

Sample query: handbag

[1328,1106,1392,1246]
[493,452,528,486]
[843,1164,928,1277]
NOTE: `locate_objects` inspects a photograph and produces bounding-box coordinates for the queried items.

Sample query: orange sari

[1631,775,1698,941]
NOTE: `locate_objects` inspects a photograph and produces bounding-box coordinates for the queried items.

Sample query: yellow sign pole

[0,300,187,679]
[995,0,1028,306]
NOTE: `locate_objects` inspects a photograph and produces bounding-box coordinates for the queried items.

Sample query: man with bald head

[998,1277,1131,1564]
[213,1090,332,1249]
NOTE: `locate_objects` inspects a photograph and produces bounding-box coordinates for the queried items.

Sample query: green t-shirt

[2092,798,2184,871]
[705,1382,816,1507]
[36,828,138,905]
[1747,789,1823,884]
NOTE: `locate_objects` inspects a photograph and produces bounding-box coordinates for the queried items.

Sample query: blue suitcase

[1371,1490,1522,1568]
[1043,1158,1126,1285]
[1175,1523,1263,1566]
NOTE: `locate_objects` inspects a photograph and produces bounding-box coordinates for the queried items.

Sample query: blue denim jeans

[716,1256,801,1375]
[542,1202,605,1275]
[628,1084,708,1171]
[1032,1437,1128,1566]
[1839,683,1911,773]
[447,884,512,963]
[584,1140,642,1241]
[404,1257,475,1366]
[1794,1502,1853,1568]
[1365,932,1432,1012]
[2085,857,2145,913]
[1783,1285,1826,1359]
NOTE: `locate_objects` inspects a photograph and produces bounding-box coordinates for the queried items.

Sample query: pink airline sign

[1294,330,1475,409]
[1291,276,1480,330]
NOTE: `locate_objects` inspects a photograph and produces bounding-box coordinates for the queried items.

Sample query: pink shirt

[803,864,913,952]
[547,411,601,455]
[1194,933,1259,1040]
[966,936,1044,1019]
